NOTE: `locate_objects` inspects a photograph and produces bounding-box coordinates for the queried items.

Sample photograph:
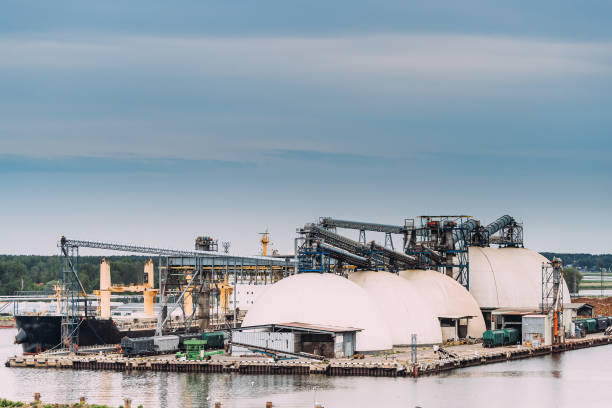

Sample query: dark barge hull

[14,315,156,354]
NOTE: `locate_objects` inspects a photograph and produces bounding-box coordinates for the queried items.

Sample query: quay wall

[6,336,611,378]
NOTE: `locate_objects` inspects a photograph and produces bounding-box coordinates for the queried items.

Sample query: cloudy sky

[1,1,611,255]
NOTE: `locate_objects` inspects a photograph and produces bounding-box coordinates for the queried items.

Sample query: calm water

[1,329,611,408]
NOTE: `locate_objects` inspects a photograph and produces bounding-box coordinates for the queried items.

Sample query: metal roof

[234,321,363,334]
[564,303,593,309]
[491,307,539,316]
[437,315,476,320]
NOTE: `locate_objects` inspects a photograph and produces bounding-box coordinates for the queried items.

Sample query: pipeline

[452,219,480,248]
[315,242,371,268]
[484,215,514,238]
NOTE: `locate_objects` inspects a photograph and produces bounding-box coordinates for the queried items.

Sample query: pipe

[452,219,480,248]
[484,215,514,237]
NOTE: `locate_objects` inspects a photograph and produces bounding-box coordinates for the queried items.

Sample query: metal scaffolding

[58,236,296,339]
[404,216,473,289]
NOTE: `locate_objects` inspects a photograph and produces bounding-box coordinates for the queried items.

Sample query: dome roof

[468,247,571,309]
[349,271,443,345]
[242,273,393,352]
[398,269,486,339]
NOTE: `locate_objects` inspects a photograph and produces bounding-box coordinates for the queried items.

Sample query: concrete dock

[6,334,611,378]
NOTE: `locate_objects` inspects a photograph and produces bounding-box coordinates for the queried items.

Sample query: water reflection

[2,329,612,408]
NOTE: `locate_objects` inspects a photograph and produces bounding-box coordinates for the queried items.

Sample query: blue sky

[1,1,611,255]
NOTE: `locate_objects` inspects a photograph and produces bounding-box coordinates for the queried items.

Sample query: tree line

[1,252,609,296]
[0,255,155,296]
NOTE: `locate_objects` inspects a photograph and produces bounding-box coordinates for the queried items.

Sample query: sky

[1,1,611,255]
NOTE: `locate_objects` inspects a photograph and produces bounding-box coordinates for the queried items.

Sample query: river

[1,329,611,408]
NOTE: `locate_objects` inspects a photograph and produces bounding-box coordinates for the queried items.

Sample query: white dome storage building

[241,273,393,352]
[399,269,486,340]
[468,247,571,309]
[349,271,443,345]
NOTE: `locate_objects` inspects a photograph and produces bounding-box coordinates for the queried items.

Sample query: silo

[242,273,393,352]
[399,269,486,340]
[349,271,443,345]
[468,247,571,309]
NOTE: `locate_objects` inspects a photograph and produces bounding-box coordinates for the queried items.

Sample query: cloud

[1,34,611,83]
[0,154,251,174]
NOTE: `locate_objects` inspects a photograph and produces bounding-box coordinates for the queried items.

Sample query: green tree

[563,266,583,294]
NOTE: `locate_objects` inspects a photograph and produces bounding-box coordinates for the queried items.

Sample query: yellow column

[184,274,193,317]
[144,258,155,289]
[143,290,156,317]
[100,258,111,319]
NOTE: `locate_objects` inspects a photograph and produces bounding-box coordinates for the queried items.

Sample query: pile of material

[573,297,612,316]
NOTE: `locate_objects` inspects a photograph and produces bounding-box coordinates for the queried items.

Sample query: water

[578,289,612,297]
[2,329,612,408]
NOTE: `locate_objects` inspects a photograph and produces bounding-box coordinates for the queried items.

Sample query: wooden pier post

[80,396,86,404]
[34,393,41,402]
[124,397,132,408]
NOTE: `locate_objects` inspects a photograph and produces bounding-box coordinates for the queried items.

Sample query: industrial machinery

[542,257,565,344]
[298,214,521,289]
[39,236,295,353]
[195,236,218,252]
[295,222,417,274]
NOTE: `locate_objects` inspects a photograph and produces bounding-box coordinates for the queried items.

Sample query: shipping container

[202,331,224,349]
[584,319,597,333]
[482,330,505,347]
[121,337,155,357]
[153,335,180,353]
[503,328,520,345]
[596,317,609,331]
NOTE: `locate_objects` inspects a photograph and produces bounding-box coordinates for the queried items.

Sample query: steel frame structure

[58,236,296,339]
[404,215,472,289]
[542,258,565,344]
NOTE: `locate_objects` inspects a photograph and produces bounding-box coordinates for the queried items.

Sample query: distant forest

[0,253,610,296]
[0,255,155,296]
[540,253,612,271]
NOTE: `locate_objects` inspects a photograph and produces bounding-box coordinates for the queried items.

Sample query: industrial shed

[231,322,361,358]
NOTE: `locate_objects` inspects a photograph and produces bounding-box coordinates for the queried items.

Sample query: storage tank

[349,271,443,345]
[469,247,571,309]
[399,269,486,340]
[242,273,393,352]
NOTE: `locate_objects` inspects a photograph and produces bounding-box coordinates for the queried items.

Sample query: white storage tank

[241,273,393,352]
[469,247,571,309]
[349,271,443,345]
[398,269,486,340]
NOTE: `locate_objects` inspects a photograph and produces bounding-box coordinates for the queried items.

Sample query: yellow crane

[259,230,271,256]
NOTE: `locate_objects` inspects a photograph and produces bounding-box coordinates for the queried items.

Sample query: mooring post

[34,393,41,402]
[214,403,222,408]
[80,396,86,404]
[266,402,273,408]
[124,397,132,408]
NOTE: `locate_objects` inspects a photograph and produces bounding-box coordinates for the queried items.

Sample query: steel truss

[58,236,296,338]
